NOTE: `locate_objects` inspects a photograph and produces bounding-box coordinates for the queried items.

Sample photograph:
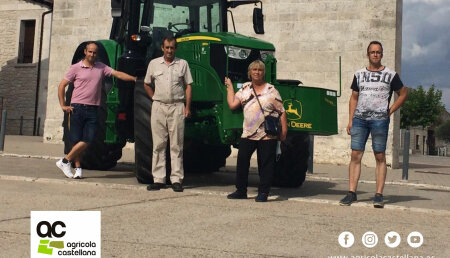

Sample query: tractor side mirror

[253,7,264,34]
[111,0,122,18]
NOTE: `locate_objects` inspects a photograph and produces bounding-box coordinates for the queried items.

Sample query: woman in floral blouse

[224,60,287,202]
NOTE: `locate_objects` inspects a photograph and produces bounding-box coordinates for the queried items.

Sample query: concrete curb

[2,152,449,191]
[1,174,450,216]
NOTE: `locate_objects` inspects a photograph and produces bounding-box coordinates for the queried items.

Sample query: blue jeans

[350,117,390,152]
[69,104,98,144]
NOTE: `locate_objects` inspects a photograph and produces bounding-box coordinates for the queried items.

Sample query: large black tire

[134,82,173,184]
[133,81,154,184]
[62,42,125,170]
[183,140,231,173]
[273,132,310,187]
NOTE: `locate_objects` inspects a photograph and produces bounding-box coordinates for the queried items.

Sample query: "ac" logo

[36,221,66,238]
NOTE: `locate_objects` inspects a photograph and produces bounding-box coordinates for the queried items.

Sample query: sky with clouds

[402,0,450,111]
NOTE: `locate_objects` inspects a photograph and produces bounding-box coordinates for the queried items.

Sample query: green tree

[400,85,445,129]
[435,120,450,142]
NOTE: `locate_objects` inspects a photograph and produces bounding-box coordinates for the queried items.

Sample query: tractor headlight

[225,46,251,60]
[260,50,274,61]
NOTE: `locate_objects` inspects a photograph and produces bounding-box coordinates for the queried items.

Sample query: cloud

[402,2,450,62]
[401,0,450,111]
[427,5,450,25]
[409,43,428,58]
[402,0,450,111]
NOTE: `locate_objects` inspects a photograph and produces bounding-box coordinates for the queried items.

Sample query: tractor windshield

[140,0,224,60]
[142,0,224,36]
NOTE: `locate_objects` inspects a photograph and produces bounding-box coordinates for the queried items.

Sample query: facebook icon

[339,232,355,248]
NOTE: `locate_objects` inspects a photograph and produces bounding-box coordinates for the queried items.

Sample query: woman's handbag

[252,86,281,136]
[263,115,281,136]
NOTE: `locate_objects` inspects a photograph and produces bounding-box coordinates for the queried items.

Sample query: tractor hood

[177,32,275,51]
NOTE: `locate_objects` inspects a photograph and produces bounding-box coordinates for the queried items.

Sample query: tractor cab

[110,0,264,63]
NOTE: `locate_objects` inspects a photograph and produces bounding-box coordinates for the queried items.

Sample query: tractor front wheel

[183,140,231,173]
[273,132,310,187]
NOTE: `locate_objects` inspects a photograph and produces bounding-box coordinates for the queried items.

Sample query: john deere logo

[284,100,302,120]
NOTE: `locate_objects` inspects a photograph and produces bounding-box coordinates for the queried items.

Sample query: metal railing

[0,97,42,136]
[6,117,40,135]
[0,96,4,130]
[0,97,5,150]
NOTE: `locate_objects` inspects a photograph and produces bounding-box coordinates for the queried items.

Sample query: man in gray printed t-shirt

[340,41,408,208]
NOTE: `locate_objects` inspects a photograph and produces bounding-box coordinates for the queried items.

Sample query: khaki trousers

[151,101,185,184]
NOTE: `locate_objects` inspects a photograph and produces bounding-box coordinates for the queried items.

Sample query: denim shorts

[69,104,98,144]
[350,117,390,152]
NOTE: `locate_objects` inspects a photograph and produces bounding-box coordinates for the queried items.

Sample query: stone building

[400,127,428,155]
[43,0,111,143]
[400,111,450,157]
[42,0,403,168]
[0,0,52,136]
[434,111,450,157]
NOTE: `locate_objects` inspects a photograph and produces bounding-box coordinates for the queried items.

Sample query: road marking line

[307,175,450,191]
[287,197,450,216]
[0,153,59,160]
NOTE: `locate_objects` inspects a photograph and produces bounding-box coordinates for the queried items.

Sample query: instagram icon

[362,231,378,248]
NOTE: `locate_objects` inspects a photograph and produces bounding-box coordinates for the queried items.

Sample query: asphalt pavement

[1,135,450,211]
[1,135,450,257]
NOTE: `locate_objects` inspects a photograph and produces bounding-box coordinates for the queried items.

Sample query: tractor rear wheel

[273,132,310,187]
[133,82,154,184]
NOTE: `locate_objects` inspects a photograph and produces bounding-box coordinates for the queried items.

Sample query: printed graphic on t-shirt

[351,67,403,120]
[235,82,285,140]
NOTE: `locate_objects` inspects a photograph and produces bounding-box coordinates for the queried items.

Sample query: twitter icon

[385,231,401,248]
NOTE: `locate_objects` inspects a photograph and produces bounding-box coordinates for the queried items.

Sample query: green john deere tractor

[63,0,338,187]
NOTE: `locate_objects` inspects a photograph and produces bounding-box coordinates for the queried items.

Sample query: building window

[416,135,420,150]
[18,20,36,63]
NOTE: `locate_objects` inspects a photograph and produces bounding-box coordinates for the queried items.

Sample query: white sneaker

[56,159,73,178]
[73,168,83,179]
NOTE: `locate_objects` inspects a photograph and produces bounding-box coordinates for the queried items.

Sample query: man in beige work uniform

[143,36,193,192]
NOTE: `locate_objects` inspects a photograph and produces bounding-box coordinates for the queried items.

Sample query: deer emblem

[284,100,302,120]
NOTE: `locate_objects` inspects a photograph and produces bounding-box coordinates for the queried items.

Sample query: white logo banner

[30,211,101,257]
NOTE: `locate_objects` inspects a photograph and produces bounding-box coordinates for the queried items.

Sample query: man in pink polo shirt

[56,42,136,179]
